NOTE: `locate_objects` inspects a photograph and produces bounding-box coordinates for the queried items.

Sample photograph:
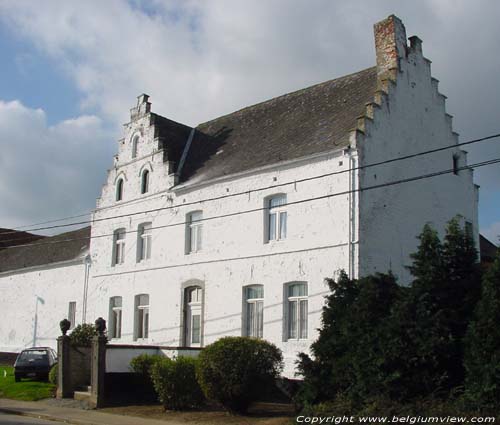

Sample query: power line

[2,156,499,253]
[3,132,500,239]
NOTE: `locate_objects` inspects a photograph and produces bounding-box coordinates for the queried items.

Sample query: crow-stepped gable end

[0,16,480,379]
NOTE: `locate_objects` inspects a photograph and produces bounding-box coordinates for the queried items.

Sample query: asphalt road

[0,412,63,424]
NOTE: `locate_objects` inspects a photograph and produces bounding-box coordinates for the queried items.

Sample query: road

[0,412,64,424]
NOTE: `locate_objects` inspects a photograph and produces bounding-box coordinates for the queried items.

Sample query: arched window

[116,178,124,201]
[266,194,287,242]
[137,222,152,262]
[132,135,139,159]
[285,282,308,340]
[109,296,122,339]
[141,169,150,194]
[184,286,203,347]
[134,294,149,340]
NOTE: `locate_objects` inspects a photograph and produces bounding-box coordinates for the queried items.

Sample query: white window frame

[109,296,122,339]
[134,294,149,341]
[186,211,203,254]
[113,229,126,266]
[243,285,264,338]
[266,194,287,242]
[137,223,152,262]
[285,282,308,341]
[184,286,203,347]
[68,301,76,329]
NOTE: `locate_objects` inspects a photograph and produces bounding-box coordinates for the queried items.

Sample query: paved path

[0,399,181,425]
[0,411,62,424]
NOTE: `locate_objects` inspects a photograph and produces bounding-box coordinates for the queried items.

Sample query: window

[137,223,152,262]
[267,195,287,242]
[186,211,203,253]
[134,294,149,340]
[116,178,124,201]
[109,297,122,339]
[244,285,264,338]
[141,169,150,194]
[453,155,459,175]
[113,229,126,265]
[286,283,308,340]
[132,135,139,159]
[68,302,76,329]
[184,286,203,347]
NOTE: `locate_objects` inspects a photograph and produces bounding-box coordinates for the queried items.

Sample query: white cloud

[0,99,113,231]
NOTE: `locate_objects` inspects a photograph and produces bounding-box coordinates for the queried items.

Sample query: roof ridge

[196,66,377,128]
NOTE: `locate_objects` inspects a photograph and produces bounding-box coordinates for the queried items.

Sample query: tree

[464,251,500,409]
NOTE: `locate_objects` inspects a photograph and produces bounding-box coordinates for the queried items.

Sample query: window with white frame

[286,282,308,340]
[68,301,76,329]
[137,222,152,262]
[132,135,139,159]
[244,285,264,338]
[116,178,124,201]
[113,229,126,266]
[141,169,150,194]
[109,296,122,339]
[186,211,203,253]
[134,294,149,340]
[267,194,287,242]
[184,286,203,347]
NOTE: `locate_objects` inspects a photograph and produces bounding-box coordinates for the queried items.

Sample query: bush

[130,353,163,389]
[150,356,204,410]
[69,323,105,346]
[196,336,283,414]
[48,364,58,385]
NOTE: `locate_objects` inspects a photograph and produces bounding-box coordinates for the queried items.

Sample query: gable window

[134,294,149,340]
[267,194,287,242]
[116,178,124,201]
[186,211,202,253]
[132,135,139,159]
[141,169,150,194]
[113,229,126,265]
[184,286,203,347]
[137,222,152,262]
[453,155,459,175]
[109,296,122,339]
[68,302,76,329]
[285,282,308,340]
[243,285,264,338]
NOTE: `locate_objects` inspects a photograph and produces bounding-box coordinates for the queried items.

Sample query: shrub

[150,356,204,410]
[69,323,105,346]
[48,364,58,385]
[196,336,283,414]
[130,353,163,389]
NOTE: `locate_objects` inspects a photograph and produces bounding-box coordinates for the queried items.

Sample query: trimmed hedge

[150,356,204,410]
[196,337,283,413]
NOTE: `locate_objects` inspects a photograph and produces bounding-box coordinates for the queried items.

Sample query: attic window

[453,155,459,175]
[141,169,150,194]
[116,178,124,201]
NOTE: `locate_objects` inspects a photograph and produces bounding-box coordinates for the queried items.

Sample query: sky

[0,0,498,243]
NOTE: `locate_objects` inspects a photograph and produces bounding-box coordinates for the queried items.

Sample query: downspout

[82,254,91,323]
[348,154,352,278]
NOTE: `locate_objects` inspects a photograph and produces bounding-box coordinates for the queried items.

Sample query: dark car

[14,347,57,382]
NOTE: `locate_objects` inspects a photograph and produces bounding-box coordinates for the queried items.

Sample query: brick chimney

[374,15,407,81]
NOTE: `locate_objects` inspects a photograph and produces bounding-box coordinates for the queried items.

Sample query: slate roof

[480,234,498,263]
[0,228,45,250]
[180,66,377,184]
[0,226,90,273]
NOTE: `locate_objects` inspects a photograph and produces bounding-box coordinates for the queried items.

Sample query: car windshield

[18,350,48,361]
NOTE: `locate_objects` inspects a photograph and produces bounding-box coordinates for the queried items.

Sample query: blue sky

[0,0,498,242]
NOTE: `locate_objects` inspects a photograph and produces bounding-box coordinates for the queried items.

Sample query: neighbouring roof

[0,228,45,250]
[178,66,377,184]
[480,234,498,263]
[0,226,90,273]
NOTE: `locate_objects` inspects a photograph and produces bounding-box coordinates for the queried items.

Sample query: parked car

[14,347,57,382]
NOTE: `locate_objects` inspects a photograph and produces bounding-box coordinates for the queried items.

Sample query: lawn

[0,365,55,401]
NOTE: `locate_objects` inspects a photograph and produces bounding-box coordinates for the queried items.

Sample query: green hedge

[196,336,283,413]
[150,356,204,410]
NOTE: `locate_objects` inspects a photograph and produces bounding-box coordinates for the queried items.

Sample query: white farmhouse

[0,15,478,376]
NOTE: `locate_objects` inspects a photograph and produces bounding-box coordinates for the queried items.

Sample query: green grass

[0,365,55,401]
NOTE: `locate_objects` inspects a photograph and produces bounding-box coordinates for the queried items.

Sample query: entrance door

[185,287,202,347]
